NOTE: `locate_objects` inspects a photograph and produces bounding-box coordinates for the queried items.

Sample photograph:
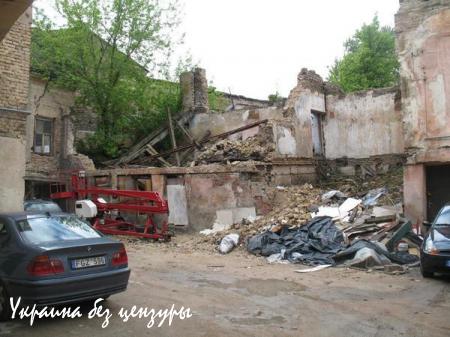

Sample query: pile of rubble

[197,184,322,245]
[321,166,404,205]
[198,169,423,274]
[194,136,275,165]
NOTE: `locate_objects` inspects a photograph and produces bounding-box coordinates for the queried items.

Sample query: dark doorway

[25,181,51,200]
[426,165,450,221]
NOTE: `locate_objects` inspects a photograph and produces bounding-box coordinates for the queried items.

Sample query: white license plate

[72,256,106,269]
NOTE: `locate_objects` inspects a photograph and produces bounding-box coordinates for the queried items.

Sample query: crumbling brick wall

[0,9,32,212]
[0,9,31,111]
[180,68,209,114]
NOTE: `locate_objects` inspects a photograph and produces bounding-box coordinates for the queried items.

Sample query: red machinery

[51,171,171,241]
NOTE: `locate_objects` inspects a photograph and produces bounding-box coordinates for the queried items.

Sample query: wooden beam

[176,120,202,149]
[167,108,181,166]
[145,144,172,167]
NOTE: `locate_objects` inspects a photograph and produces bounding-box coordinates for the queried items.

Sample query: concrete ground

[1,237,450,337]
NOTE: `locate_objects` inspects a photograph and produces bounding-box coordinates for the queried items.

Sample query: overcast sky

[34,0,400,100]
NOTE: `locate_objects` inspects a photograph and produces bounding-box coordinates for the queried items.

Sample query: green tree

[32,0,183,159]
[328,16,399,93]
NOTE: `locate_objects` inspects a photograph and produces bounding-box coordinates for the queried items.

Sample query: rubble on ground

[197,168,422,273]
[194,136,275,165]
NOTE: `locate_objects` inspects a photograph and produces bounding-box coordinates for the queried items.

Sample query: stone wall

[324,87,404,159]
[180,68,209,114]
[0,9,31,110]
[0,9,32,212]
[396,0,450,224]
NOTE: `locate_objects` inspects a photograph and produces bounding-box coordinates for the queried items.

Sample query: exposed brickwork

[0,109,27,139]
[180,68,209,114]
[0,9,31,110]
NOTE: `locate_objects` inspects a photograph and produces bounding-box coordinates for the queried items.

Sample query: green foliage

[208,86,228,112]
[328,16,399,93]
[268,91,283,104]
[32,0,184,161]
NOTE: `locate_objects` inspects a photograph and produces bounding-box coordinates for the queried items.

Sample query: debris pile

[247,217,345,265]
[199,168,423,274]
[199,184,323,244]
[195,136,275,165]
[321,167,404,205]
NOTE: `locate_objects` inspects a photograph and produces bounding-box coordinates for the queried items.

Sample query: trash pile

[199,169,423,274]
[321,166,404,205]
[195,136,275,165]
[245,185,421,272]
[198,184,322,245]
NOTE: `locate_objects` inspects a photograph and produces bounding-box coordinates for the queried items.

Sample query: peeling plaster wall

[284,69,327,159]
[396,1,450,161]
[292,90,325,158]
[0,136,26,212]
[324,88,404,159]
[26,77,76,181]
[396,0,450,225]
[189,107,282,141]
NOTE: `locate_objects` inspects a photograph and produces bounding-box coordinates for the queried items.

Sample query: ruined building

[0,0,94,211]
[0,0,448,230]
[397,0,450,224]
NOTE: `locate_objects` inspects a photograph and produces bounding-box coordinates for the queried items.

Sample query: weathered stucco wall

[324,88,404,159]
[26,77,77,180]
[189,107,283,141]
[396,0,450,225]
[0,136,26,212]
[396,0,450,162]
[285,69,326,159]
[86,163,315,231]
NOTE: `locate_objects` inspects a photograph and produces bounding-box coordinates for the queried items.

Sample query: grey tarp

[334,239,419,265]
[247,217,345,265]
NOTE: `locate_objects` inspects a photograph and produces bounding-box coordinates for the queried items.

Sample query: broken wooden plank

[364,215,397,224]
[176,120,202,149]
[145,144,172,167]
[167,108,181,166]
[179,130,211,165]
[145,119,269,161]
[107,112,193,166]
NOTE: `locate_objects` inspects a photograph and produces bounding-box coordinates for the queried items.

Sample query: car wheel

[420,265,434,278]
[0,282,11,321]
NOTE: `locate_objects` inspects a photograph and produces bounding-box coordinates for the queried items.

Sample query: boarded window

[34,118,53,155]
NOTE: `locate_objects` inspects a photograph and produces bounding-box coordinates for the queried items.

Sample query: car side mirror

[0,223,6,235]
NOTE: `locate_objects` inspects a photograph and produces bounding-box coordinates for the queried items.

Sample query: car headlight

[424,237,439,255]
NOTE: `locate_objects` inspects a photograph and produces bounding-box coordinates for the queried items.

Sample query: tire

[420,265,434,278]
[0,282,11,321]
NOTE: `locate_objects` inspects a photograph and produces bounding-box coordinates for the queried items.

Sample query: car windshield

[16,215,101,244]
[25,202,62,213]
[434,208,450,226]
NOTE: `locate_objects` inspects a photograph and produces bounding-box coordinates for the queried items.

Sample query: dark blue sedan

[0,212,130,320]
[420,205,450,277]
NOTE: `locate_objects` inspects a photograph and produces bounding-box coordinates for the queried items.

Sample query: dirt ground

[1,235,449,337]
